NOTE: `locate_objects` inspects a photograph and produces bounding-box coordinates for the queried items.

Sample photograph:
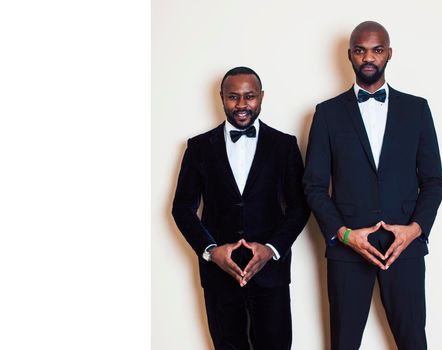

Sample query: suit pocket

[336,203,355,217]
[402,200,417,214]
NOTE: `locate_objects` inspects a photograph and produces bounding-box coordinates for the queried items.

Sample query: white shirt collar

[224,118,260,134]
[354,81,389,101]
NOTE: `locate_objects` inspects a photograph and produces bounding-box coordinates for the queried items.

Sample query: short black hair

[220,66,262,92]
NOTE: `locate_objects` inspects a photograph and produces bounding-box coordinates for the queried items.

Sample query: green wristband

[343,228,352,245]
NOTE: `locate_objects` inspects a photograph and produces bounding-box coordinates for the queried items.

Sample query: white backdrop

[152,1,442,349]
[0,1,146,349]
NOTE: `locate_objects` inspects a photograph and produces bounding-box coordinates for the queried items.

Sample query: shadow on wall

[211,74,227,125]
[335,36,354,92]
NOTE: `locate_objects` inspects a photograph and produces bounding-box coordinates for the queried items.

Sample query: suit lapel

[242,121,274,198]
[210,122,242,197]
[377,86,401,176]
[344,88,377,173]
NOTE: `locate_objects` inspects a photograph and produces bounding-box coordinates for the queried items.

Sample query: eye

[375,48,384,54]
[353,48,364,55]
[245,94,256,100]
[228,95,239,101]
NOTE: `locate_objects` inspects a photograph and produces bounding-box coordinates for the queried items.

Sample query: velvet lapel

[344,87,377,173]
[209,122,242,198]
[377,86,401,176]
[242,121,274,198]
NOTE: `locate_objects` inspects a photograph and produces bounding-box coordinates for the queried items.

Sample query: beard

[352,60,388,86]
[224,108,260,130]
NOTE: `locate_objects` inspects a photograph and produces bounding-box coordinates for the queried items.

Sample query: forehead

[351,30,388,47]
[222,74,261,93]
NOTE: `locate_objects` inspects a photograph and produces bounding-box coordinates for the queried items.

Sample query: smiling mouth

[234,110,251,120]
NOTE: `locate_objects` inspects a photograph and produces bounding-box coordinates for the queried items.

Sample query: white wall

[152,1,442,349]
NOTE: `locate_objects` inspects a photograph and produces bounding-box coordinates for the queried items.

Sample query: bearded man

[303,21,442,350]
[173,66,309,350]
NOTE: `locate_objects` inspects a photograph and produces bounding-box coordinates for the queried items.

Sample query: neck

[356,77,386,93]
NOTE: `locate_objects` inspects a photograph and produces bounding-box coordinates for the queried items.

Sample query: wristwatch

[202,246,216,262]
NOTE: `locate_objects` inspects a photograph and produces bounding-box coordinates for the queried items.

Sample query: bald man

[303,21,442,349]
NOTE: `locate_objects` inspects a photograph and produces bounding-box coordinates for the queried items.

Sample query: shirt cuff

[265,243,280,261]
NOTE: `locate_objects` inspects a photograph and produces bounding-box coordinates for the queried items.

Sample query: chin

[231,119,251,129]
[237,120,251,128]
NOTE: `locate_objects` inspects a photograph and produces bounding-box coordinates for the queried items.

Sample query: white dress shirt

[203,119,280,260]
[354,82,389,169]
[224,119,260,194]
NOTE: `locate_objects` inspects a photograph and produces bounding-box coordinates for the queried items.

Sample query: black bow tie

[357,89,387,103]
[229,125,256,143]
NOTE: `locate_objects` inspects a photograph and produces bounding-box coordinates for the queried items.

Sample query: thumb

[369,221,381,233]
[381,221,393,231]
[231,240,242,249]
[241,240,253,249]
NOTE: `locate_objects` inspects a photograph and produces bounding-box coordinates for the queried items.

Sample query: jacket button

[237,230,244,235]
[235,202,244,207]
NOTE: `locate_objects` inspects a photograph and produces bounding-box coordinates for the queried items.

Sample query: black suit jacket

[303,86,442,261]
[172,120,310,290]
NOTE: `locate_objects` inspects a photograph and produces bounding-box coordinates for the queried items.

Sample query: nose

[236,96,247,108]
[362,51,375,63]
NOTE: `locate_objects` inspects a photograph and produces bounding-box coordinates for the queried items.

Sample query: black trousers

[203,281,292,350]
[327,258,426,350]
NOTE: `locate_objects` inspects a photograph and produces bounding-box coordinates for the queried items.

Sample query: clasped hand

[210,239,274,287]
[338,221,422,269]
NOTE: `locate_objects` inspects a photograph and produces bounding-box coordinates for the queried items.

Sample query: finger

[384,238,404,260]
[230,240,243,250]
[241,240,254,250]
[227,269,243,284]
[226,258,245,278]
[229,271,243,284]
[220,260,243,283]
[245,260,265,277]
[381,221,394,232]
[366,244,385,260]
[385,246,405,269]
[367,222,382,234]
[242,257,264,286]
[243,256,260,276]
[361,250,386,270]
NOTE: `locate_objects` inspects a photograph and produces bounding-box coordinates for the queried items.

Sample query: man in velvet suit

[172,66,309,350]
[303,21,442,350]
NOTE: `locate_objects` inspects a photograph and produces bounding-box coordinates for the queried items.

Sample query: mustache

[233,108,252,114]
[360,63,378,71]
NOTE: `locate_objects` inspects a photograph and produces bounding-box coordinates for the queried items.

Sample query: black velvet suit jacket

[303,86,442,261]
[172,120,310,291]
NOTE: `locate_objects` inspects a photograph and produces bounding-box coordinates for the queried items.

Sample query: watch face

[203,251,211,262]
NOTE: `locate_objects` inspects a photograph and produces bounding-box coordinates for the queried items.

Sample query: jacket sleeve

[411,100,442,238]
[303,104,345,243]
[172,139,216,256]
[266,136,310,257]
